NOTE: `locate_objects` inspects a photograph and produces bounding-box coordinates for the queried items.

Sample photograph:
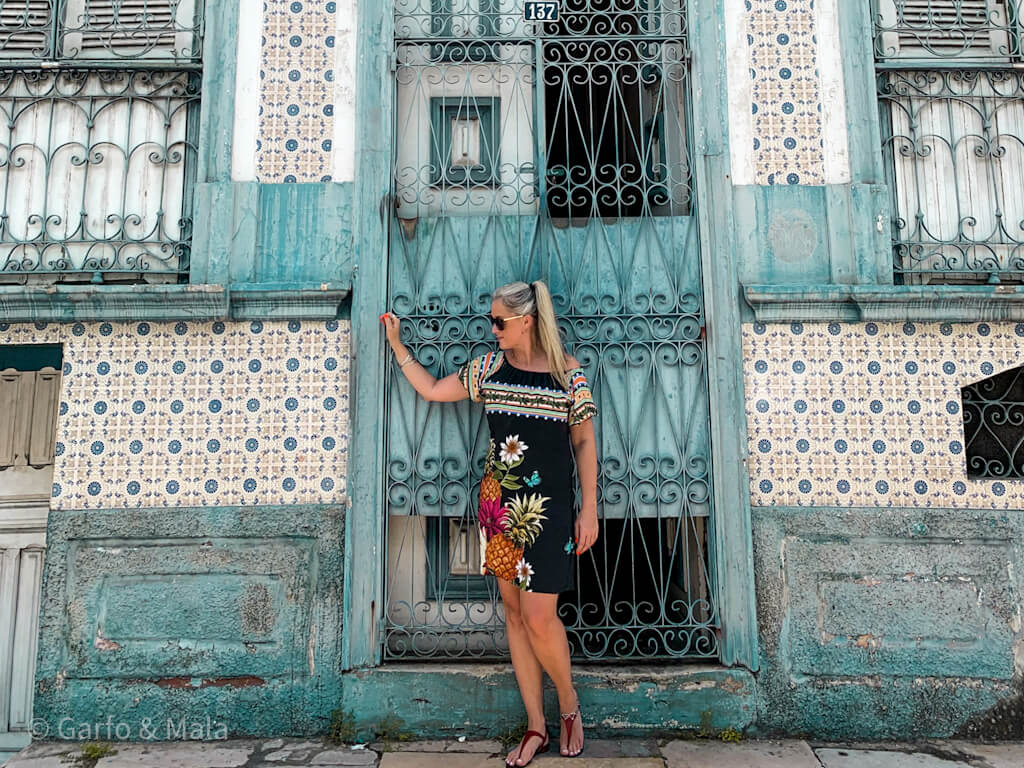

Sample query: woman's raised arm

[382,312,470,402]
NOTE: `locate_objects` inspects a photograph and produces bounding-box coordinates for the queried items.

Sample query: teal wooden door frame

[345,0,758,671]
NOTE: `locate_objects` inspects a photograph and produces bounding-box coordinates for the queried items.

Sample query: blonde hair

[492,280,571,390]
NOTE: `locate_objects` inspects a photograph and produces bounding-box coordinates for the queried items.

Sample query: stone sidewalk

[5,737,1024,768]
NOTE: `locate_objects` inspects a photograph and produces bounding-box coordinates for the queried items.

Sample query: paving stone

[369,740,446,752]
[5,743,79,759]
[2,756,78,768]
[380,755,662,767]
[664,740,821,768]
[263,741,331,762]
[444,740,503,753]
[815,749,971,768]
[948,741,1024,768]
[263,739,285,750]
[3,742,79,768]
[309,748,378,765]
[93,741,256,768]
[570,739,660,758]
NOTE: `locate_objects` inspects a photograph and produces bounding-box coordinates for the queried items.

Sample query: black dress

[458,351,598,594]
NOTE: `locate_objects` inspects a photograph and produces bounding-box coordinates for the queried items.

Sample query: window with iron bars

[874,1,1024,285]
[0,1,203,285]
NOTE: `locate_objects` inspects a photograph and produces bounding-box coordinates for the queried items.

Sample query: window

[0,1,203,285]
[0,344,62,471]
[962,365,1024,479]
[429,96,501,186]
[424,517,489,600]
[393,0,691,220]
[874,1,1024,284]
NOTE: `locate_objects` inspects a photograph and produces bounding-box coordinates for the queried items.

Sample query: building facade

[0,0,1021,754]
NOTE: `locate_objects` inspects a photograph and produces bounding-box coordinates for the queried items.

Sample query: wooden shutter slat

[26,368,60,466]
[0,371,25,467]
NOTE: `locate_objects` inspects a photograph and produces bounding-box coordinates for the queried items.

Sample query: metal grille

[0,1,203,283]
[383,0,719,661]
[875,1,1024,283]
[962,365,1024,478]
[0,1,202,65]
[0,69,199,281]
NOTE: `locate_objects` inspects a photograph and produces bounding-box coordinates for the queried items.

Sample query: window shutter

[0,0,54,58]
[878,0,1012,60]
[0,371,22,467]
[60,0,198,60]
[26,368,60,466]
[0,371,29,468]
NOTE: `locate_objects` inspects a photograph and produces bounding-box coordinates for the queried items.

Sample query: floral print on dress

[478,437,549,591]
[459,351,596,594]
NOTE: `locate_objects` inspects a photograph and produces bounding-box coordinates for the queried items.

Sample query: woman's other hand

[574,508,598,556]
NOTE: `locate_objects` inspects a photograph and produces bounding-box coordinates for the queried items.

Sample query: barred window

[874,1,1024,284]
[0,1,203,284]
[962,365,1024,479]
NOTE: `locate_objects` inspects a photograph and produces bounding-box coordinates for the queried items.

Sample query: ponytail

[530,281,570,390]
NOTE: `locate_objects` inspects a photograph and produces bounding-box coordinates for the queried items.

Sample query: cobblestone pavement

[5,737,1024,768]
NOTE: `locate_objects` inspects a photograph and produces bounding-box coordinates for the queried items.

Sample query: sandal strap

[510,729,548,764]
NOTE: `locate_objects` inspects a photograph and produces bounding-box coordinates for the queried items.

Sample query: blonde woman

[382,280,598,765]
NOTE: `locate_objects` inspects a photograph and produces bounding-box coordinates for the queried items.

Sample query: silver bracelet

[398,353,414,368]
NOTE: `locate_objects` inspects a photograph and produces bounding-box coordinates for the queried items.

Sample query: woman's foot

[559,699,584,757]
[505,726,549,767]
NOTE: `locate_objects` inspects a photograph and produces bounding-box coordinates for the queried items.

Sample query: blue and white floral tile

[742,321,1024,509]
[257,0,337,182]
[746,0,826,185]
[0,319,350,510]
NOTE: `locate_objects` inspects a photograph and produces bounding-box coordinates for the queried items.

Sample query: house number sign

[523,0,559,21]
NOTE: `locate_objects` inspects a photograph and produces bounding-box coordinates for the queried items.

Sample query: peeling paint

[93,628,122,652]
[854,633,882,651]
[308,620,316,675]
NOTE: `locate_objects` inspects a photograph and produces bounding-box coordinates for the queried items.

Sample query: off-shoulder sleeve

[568,368,598,426]
[457,351,499,403]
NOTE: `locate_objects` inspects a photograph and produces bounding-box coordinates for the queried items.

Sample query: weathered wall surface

[32,503,345,739]
[1,320,351,737]
[743,323,1024,738]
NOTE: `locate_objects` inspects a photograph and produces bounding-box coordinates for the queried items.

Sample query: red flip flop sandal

[505,728,550,767]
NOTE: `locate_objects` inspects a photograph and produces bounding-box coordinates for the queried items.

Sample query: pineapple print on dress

[477,435,549,590]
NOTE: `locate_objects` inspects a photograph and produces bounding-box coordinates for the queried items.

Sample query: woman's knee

[521,604,554,636]
[504,602,525,629]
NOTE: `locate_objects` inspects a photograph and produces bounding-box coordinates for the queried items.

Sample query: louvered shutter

[60,0,197,60]
[0,370,26,468]
[0,0,54,58]
[26,368,60,466]
[878,0,1013,60]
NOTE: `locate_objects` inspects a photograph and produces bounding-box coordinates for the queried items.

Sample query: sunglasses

[488,313,528,331]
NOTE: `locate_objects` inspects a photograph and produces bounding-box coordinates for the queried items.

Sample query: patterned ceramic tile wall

[743,322,1024,509]
[257,0,337,182]
[0,320,350,510]
[746,0,826,184]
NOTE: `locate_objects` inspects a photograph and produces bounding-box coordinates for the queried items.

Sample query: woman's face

[490,299,532,350]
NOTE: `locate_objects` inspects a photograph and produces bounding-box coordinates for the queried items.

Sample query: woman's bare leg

[518,592,583,756]
[497,578,547,766]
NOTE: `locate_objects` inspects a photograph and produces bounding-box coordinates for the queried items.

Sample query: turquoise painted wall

[31,504,346,739]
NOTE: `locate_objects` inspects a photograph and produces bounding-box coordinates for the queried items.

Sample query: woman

[382,280,598,766]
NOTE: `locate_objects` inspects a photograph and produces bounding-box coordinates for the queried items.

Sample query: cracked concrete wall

[752,505,1024,739]
[32,504,346,739]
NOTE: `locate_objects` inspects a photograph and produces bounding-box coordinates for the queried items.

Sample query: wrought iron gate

[383,0,720,661]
